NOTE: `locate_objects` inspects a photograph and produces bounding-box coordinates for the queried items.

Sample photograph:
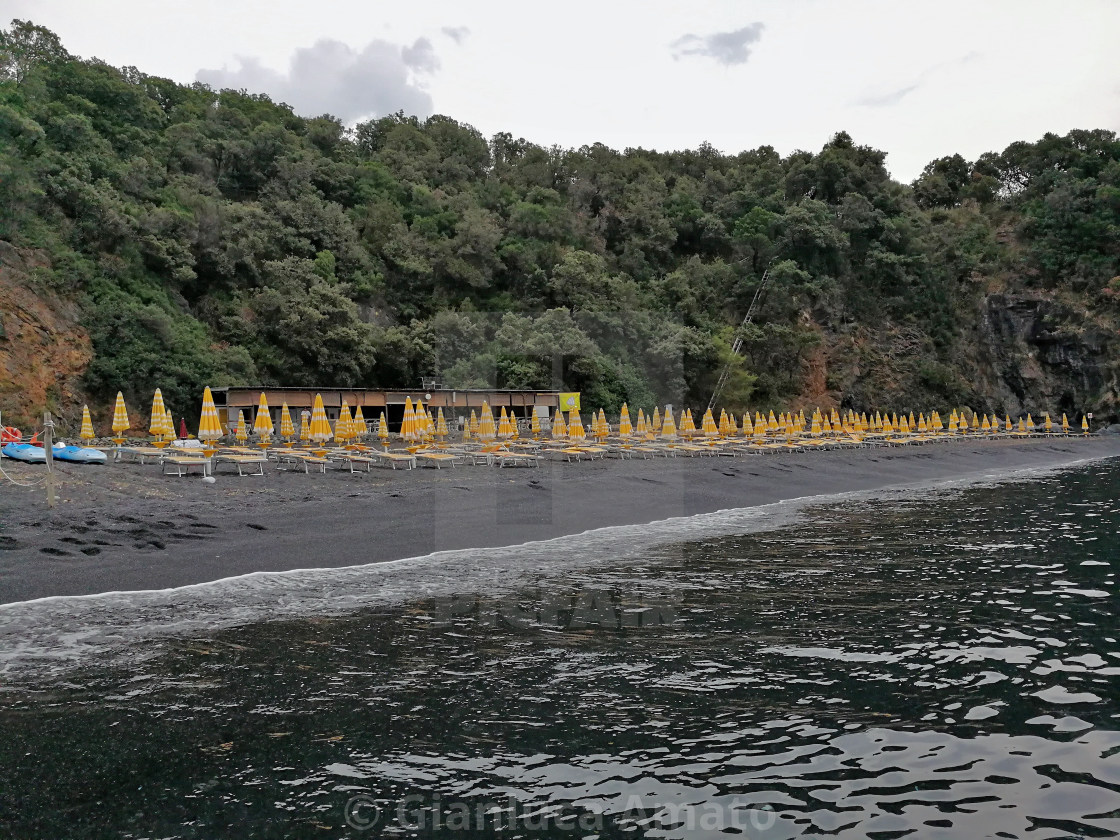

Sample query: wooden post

[43,411,56,508]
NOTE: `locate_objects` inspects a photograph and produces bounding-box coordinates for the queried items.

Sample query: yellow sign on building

[559,392,581,411]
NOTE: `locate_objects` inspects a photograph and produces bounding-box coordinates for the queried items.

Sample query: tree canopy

[2,21,1118,418]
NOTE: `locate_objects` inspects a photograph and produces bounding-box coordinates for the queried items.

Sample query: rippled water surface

[2,464,1119,839]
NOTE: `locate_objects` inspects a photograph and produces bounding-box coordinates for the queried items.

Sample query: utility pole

[43,411,56,508]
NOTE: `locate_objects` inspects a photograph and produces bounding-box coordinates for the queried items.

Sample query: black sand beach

[1,436,1119,605]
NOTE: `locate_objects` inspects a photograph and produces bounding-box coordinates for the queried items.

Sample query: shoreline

[1,436,1119,606]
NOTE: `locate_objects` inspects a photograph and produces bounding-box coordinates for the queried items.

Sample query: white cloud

[10,0,1120,181]
[440,26,470,44]
[196,37,439,122]
[671,23,764,66]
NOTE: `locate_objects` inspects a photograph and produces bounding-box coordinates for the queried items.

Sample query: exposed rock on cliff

[0,242,92,428]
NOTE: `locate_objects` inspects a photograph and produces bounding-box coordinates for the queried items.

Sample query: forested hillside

[1,20,1118,426]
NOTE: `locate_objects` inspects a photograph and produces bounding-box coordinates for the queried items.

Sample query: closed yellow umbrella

[742,411,754,436]
[1082,414,1090,434]
[530,409,541,438]
[701,407,718,437]
[661,409,677,439]
[197,387,223,451]
[401,397,415,442]
[279,403,295,445]
[717,409,731,437]
[478,402,497,442]
[163,394,176,439]
[79,405,95,442]
[619,403,632,437]
[253,392,274,445]
[1061,413,1070,434]
[463,410,476,442]
[309,394,332,451]
[498,406,512,439]
[163,404,176,440]
[552,409,567,439]
[150,388,170,445]
[299,410,311,445]
[635,408,647,437]
[436,407,448,441]
[597,408,609,441]
[378,410,390,447]
[568,409,586,442]
[234,409,248,444]
[352,406,366,444]
[651,406,662,432]
[336,402,353,445]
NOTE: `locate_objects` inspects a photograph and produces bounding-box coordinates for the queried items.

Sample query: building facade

[211,386,561,433]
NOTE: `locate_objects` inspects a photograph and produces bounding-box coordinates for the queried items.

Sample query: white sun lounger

[213,453,267,477]
[162,456,212,477]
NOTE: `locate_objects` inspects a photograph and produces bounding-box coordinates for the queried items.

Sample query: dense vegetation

[1,21,1118,417]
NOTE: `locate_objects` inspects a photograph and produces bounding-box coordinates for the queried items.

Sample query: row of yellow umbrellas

[534,402,1092,443]
[90,391,1097,448]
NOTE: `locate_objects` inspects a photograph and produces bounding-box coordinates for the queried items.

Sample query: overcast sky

[9,0,1120,181]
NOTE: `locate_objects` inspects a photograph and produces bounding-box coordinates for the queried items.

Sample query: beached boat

[52,443,108,464]
[2,443,47,463]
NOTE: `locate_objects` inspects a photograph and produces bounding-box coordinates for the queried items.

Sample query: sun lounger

[542,447,587,463]
[491,451,540,468]
[213,453,267,477]
[370,451,417,470]
[274,451,329,474]
[116,446,173,464]
[328,453,376,473]
[415,452,458,469]
[673,444,711,457]
[162,456,212,477]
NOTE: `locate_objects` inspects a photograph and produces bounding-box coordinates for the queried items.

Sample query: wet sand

[1,436,1118,605]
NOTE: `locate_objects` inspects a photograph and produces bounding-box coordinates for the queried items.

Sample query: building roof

[211,386,560,393]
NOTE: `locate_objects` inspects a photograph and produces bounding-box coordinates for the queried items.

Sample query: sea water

[1,463,1118,838]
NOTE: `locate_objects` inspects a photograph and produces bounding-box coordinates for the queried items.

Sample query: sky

[8,0,1120,181]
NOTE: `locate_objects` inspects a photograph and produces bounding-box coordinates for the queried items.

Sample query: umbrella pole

[43,411,56,509]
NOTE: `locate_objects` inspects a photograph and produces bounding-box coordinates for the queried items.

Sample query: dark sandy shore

[1,436,1118,605]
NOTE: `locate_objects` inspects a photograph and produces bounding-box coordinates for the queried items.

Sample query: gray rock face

[973,293,1119,422]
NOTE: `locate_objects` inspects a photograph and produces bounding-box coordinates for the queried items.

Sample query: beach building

[211,385,562,434]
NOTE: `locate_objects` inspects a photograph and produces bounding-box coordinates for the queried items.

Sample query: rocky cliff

[0,242,92,429]
[972,292,1119,419]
